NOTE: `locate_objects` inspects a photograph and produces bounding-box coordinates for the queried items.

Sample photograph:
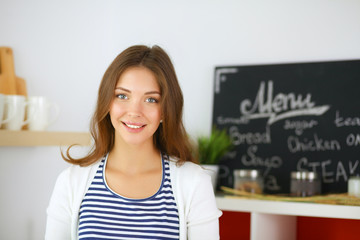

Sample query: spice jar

[348,176,360,198]
[233,169,263,194]
[290,171,321,197]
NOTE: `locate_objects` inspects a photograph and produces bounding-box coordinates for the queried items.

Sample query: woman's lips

[122,122,146,132]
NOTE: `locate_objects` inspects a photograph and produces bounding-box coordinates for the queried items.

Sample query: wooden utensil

[0,47,27,96]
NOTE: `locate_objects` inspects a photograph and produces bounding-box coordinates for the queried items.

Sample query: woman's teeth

[125,123,142,129]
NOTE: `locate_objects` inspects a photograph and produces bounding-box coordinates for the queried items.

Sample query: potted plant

[194,127,233,191]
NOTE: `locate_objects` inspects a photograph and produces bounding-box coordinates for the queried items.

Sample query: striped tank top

[78,153,180,239]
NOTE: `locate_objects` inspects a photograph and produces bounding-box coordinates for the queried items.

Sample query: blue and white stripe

[78,154,180,240]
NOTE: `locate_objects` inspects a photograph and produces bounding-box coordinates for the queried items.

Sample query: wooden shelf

[0,130,92,146]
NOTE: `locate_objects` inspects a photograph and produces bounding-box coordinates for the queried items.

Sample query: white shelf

[0,130,92,146]
[216,195,360,240]
[216,195,360,219]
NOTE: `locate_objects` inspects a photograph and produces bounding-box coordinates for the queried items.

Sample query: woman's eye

[116,94,128,100]
[146,97,158,103]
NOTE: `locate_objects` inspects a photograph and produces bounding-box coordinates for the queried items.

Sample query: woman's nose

[127,99,143,116]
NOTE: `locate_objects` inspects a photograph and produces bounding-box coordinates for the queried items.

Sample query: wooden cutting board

[0,47,27,96]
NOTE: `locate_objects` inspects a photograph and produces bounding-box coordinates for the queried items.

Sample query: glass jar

[290,171,321,197]
[348,176,360,198]
[233,169,263,194]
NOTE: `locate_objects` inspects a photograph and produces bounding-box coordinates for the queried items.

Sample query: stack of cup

[0,93,16,129]
[0,94,59,131]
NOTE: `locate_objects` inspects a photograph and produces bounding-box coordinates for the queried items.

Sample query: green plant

[196,127,233,165]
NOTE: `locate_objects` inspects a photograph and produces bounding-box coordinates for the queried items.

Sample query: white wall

[0,0,359,238]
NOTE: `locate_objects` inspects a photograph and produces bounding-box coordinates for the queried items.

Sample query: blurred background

[0,0,359,239]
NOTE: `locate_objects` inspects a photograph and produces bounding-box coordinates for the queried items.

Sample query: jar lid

[349,176,360,180]
[291,171,318,180]
[234,169,260,178]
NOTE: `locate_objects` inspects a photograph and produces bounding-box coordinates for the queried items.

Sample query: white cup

[26,96,60,131]
[3,95,30,130]
[0,94,16,128]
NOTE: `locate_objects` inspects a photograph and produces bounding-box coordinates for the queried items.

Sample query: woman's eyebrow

[145,91,161,95]
[115,87,130,93]
[115,87,160,95]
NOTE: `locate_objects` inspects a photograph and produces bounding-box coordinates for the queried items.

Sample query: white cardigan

[45,157,222,240]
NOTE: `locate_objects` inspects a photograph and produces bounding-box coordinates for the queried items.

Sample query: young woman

[45,45,222,240]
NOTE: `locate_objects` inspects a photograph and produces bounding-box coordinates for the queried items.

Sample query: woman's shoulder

[167,156,216,205]
[168,156,200,169]
[168,156,208,179]
[57,158,103,184]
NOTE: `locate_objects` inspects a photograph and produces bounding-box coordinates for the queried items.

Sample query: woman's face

[109,66,162,147]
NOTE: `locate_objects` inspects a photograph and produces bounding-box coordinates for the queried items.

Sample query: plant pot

[201,164,219,192]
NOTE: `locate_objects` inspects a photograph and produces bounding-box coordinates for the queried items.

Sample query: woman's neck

[108,138,161,174]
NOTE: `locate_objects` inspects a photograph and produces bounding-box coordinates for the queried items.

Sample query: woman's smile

[122,121,147,132]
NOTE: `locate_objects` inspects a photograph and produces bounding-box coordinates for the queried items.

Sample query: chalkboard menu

[212,60,360,194]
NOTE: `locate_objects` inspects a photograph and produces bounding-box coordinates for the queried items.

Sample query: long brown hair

[62,45,196,166]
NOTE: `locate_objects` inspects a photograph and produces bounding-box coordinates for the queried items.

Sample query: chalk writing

[283,119,318,135]
[346,133,360,147]
[265,175,281,191]
[216,116,249,125]
[334,111,360,127]
[297,157,360,183]
[215,68,238,94]
[241,145,282,176]
[287,134,341,153]
[239,80,330,125]
[218,165,233,186]
[224,150,237,159]
[230,126,271,145]
[349,161,359,175]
